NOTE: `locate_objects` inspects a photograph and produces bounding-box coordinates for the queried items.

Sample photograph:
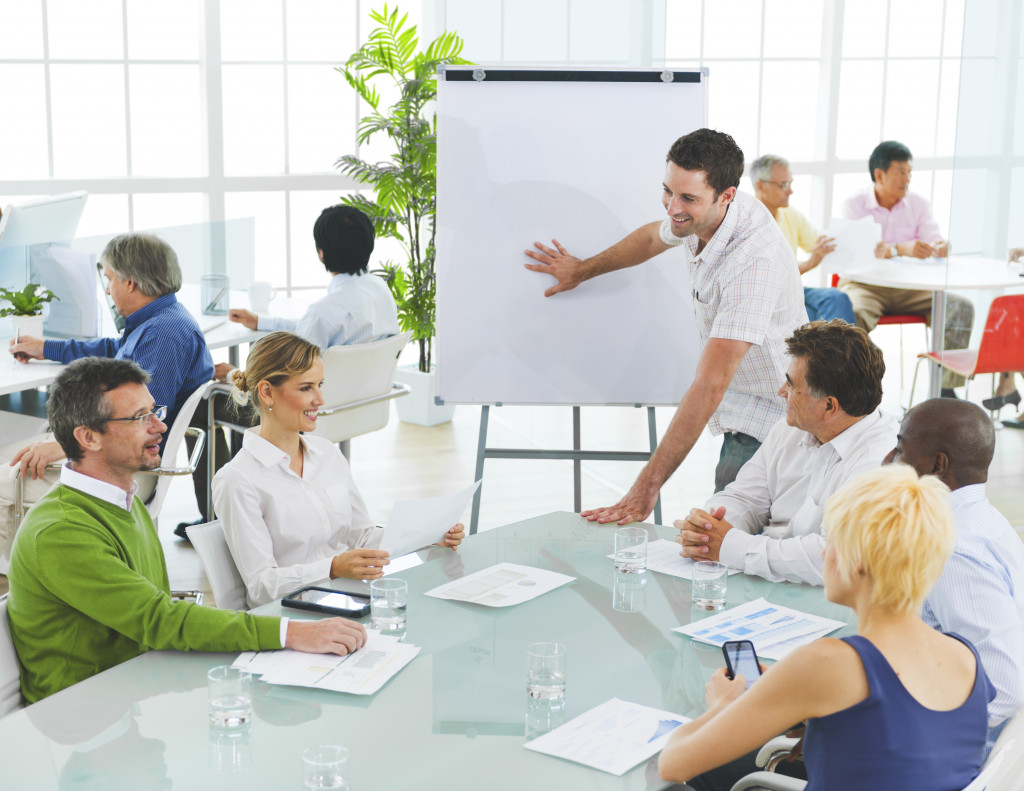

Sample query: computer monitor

[0,191,88,249]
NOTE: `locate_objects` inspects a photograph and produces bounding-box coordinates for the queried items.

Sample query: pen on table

[205,288,227,313]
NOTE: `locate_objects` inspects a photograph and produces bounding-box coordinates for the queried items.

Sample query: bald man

[886,398,1024,753]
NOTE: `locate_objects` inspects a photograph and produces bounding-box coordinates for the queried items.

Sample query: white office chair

[207,330,412,463]
[12,381,209,533]
[0,595,23,717]
[185,520,247,611]
[135,381,210,522]
[315,331,413,456]
[730,713,1024,791]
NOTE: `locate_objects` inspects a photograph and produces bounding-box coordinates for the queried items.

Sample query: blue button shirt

[43,293,214,431]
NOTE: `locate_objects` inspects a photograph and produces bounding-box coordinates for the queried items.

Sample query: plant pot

[11,314,44,340]
[393,364,456,427]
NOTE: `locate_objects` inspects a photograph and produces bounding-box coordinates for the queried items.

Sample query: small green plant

[0,283,58,318]
[337,5,469,373]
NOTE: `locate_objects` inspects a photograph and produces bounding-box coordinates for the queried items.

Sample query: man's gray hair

[47,357,152,463]
[102,233,182,297]
[748,154,790,188]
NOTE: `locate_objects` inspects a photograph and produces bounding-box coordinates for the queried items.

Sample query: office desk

[842,255,1024,396]
[0,512,853,790]
[0,358,66,398]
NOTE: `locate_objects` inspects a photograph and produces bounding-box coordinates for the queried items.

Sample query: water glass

[209,722,251,773]
[370,578,408,634]
[691,560,728,611]
[525,693,567,740]
[201,273,230,315]
[207,665,251,729]
[526,642,566,703]
[612,568,648,612]
[302,745,350,791]
[613,526,648,573]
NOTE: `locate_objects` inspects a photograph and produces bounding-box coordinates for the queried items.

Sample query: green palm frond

[336,4,470,371]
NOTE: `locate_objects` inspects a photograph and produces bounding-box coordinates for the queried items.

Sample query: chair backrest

[185,520,247,610]
[136,380,212,518]
[0,596,23,717]
[962,712,1024,790]
[314,331,412,444]
[975,294,1024,374]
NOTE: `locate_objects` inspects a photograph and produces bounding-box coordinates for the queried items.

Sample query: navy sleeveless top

[803,634,992,791]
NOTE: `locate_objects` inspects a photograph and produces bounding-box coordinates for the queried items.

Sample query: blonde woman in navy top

[659,463,991,790]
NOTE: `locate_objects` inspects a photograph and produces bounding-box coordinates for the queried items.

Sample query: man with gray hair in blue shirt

[3,233,214,566]
[885,397,1024,755]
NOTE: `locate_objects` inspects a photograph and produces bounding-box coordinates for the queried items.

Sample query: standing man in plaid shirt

[525,128,806,524]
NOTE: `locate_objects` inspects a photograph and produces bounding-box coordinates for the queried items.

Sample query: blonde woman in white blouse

[213,331,464,607]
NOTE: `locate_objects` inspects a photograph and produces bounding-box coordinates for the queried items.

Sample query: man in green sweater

[7,357,366,703]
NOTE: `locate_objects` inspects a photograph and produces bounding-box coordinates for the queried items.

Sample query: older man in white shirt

[677,320,897,584]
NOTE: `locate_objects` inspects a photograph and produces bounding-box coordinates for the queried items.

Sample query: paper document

[379,480,481,559]
[614,539,742,580]
[758,624,842,661]
[232,631,418,695]
[823,216,882,274]
[524,698,690,776]
[424,562,574,607]
[673,597,845,652]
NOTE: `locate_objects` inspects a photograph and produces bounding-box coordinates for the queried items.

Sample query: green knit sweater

[7,484,283,703]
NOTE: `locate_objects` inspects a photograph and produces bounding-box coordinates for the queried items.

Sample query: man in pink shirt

[840,141,973,395]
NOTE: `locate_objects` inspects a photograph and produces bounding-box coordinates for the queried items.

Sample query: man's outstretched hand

[581,484,658,525]
[524,239,586,297]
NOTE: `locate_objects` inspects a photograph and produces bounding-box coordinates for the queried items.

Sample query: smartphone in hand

[722,640,762,689]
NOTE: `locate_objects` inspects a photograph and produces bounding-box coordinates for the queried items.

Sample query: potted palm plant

[337,5,468,426]
[0,283,58,339]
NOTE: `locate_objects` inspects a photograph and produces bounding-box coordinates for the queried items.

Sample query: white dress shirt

[60,464,137,511]
[258,271,399,351]
[659,191,808,442]
[923,484,1024,726]
[710,409,898,584]
[212,428,381,608]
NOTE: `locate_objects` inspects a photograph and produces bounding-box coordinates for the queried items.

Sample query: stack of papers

[672,597,845,660]
[233,631,419,695]
[524,698,690,776]
[424,562,574,607]
[622,539,743,580]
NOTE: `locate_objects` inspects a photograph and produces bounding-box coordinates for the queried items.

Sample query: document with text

[673,597,845,652]
[424,562,574,607]
[524,698,690,776]
[232,631,418,695]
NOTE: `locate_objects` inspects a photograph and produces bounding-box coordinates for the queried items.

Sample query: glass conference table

[0,512,854,790]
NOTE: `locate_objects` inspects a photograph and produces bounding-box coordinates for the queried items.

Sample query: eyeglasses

[102,405,167,427]
[762,180,792,190]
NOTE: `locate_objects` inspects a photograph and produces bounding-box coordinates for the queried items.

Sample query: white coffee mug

[247,281,277,313]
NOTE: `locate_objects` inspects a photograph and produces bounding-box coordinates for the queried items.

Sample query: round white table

[835,255,1024,397]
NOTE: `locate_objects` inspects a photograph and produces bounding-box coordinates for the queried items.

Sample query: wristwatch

[889,245,898,259]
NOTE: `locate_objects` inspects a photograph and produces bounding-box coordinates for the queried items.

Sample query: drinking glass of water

[370,578,408,634]
[302,745,350,791]
[207,665,251,729]
[691,560,728,610]
[612,568,648,612]
[527,642,566,703]
[613,526,648,573]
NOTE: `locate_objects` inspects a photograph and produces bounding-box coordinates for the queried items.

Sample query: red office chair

[909,294,1024,407]
[831,274,928,401]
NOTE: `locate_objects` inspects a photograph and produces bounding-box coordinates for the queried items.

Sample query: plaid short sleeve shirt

[659,191,807,441]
